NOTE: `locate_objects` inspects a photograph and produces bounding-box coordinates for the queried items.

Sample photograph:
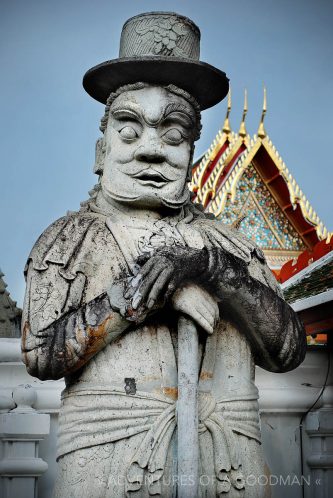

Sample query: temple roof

[280,237,333,300]
[191,89,330,268]
[0,269,21,338]
[280,237,333,346]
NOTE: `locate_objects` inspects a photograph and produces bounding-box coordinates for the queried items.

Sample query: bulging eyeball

[119,126,138,141]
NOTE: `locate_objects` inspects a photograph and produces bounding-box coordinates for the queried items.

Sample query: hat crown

[83,11,229,109]
[119,12,200,60]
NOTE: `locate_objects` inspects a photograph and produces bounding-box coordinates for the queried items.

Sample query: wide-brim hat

[83,12,229,110]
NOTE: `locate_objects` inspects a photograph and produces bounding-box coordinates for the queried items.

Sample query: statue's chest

[106,216,190,270]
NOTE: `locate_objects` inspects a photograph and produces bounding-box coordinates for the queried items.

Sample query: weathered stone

[0,270,21,338]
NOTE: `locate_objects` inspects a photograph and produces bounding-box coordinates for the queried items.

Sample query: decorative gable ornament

[191,89,330,269]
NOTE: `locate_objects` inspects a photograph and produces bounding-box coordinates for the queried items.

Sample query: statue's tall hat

[83,12,229,110]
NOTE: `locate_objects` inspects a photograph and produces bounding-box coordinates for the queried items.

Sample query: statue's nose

[134,133,166,164]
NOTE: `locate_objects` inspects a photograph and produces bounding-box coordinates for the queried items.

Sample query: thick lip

[131,169,170,187]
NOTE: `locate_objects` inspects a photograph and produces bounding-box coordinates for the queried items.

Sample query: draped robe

[22,201,304,498]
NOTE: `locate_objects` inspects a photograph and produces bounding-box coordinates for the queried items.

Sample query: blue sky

[1,0,332,306]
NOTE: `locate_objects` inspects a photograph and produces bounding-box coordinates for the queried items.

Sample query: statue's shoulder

[191,214,265,263]
[25,209,107,274]
[191,214,280,292]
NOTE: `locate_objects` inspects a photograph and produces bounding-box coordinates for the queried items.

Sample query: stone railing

[0,385,49,498]
[0,338,64,498]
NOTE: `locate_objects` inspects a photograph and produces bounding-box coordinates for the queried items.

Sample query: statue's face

[100,86,196,209]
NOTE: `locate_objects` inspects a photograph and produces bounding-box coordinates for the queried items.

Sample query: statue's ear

[187,145,195,181]
[93,137,106,175]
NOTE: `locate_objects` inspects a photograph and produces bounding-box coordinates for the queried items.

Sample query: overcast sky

[1,0,332,307]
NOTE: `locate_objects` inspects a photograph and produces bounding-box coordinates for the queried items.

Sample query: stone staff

[177,316,199,498]
[109,274,201,496]
[109,262,201,495]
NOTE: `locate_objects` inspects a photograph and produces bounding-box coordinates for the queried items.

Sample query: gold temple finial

[238,89,248,138]
[222,88,232,134]
[257,86,267,139]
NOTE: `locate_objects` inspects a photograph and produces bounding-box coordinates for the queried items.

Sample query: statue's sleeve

[204,246,306,373]
[195,219,306,373]
[22,261,128,380]
[22,216,128,380]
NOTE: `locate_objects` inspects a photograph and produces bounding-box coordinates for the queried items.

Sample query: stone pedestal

[0,385,50,498]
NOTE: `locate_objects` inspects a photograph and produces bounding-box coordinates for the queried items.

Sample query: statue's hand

[127,246,208,313]
[109,245,249,324]
[171,283,219,334]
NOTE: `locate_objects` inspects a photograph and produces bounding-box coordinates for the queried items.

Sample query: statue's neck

[94,189,179,222]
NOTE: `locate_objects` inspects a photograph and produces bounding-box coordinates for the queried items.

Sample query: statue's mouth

[132,170,169,187]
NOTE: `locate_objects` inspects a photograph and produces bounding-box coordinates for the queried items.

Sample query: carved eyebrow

[162,112,193,130]
[110,107,141,121]
[110,102,195,128]
[163,103,195,125]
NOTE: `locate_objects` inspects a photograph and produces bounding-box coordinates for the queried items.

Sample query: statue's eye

[119,126,138,140]
[162,128,183,144]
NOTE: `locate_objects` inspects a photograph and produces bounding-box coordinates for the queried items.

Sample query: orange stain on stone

[21,321,30,345]
[21,321,31,365]
[74,315,113,367]
[199,371,213,380]
[163,387,178,400]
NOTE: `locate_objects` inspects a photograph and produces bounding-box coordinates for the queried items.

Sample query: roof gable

[221,164,305,253]
[191,89,330,267]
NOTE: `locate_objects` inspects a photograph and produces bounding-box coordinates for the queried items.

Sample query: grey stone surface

[82,11,229,110]
[21,12,306,498]
[0,269,21,338]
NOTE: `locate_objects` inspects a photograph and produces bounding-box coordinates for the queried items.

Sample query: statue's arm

[128,245,306,373]
[21,262,128,380]
[204,248,306,373]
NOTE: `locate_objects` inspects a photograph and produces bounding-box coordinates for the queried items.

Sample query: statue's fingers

[136,254,151,266]
[198,293,216,316]
[124,274,142,299]
[147,268,173,309]
[180,285,216,316]
[131,265,164,309]
[214,303,220,327]
[127,261,156,298]
[138,256,165,279]
[195,302,216,328]
[184,310,214,335]
[200,294,219,324]
[196,289,220,326]
[172,290,215,331]
[165,281,177,300]
[198,315,214,335]
[208,297,220,327]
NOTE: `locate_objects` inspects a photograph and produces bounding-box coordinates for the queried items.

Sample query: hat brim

[83,57,229,110]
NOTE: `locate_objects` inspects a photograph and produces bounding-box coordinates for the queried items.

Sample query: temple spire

[257,86,267,139]
[238,89,248,138]
[222,89,232,134]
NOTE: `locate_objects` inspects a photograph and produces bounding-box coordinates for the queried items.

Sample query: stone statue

[21,12,306,498]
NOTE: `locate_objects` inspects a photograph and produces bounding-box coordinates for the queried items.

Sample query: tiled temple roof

[280,238,333,345]
[276,236,333,286]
